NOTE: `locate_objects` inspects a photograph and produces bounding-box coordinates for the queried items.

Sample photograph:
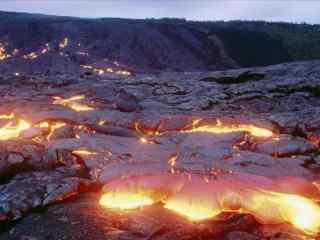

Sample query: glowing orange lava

[0,113,15,120]
[53,95,94,111]
[0,119,31,140]
[72,150,98,156]
[183,119,274,138]
[80,65,131,76]
[100,173,320,235]
[99,192,154,209]
[47,122,66,140]
[247,191,320,235]
[164,198,221,220]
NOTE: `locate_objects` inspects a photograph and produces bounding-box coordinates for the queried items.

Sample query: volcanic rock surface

[0,60,319,239]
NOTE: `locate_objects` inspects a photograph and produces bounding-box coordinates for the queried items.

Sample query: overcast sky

[1,0,320,24]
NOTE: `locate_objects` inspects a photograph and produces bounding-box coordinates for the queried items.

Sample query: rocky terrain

[0,58,318,239]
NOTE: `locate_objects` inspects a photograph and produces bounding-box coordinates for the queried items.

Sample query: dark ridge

[0,11,320,74]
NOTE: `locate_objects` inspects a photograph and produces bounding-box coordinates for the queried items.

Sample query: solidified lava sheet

[0,56,320,240]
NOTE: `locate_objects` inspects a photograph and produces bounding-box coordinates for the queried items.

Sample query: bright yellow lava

[271,193,320,235]
[99,188,320,234]
[99,192,154,209]
[184,119,274,138]
[53,95,94,112]
[164,199,221,221]
[72,150,98,155]
[0,119,31,140]
[0,113,15,120]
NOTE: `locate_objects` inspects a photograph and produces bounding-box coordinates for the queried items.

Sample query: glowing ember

[0,47,10,60]
[99,120,107,126]
[23,52,38,60]
[80,65,131,76]
[99,192,154,209]
[59,38,69,49]
[116,70,131,76]
[72,150,98,155]
[184,119,274,138]
[53,95,94,111]
[0,119,31,140]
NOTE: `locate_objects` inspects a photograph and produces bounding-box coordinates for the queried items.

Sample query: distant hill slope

[0,11,319,73]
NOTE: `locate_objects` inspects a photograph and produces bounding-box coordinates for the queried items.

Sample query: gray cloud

[0,0,320,24]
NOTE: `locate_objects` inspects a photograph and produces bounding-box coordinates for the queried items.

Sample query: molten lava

[72,150,98,156]
[165,198,221,220]
[184,119,274,138]
[53,95,94,111]
[99,192,154,209]
[248,191,320,235]
[47,122,66,140]
[0,113,15,120]
[99,172,320,235]
[0,119,31,140]
[80,64,131,76]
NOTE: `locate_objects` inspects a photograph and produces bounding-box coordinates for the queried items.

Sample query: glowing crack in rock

[0,119,31,140]
[100,172,320,235]
[53,95,95,112]
[183,119,274,138]
[72,150,98,156]
[46,122,67,141]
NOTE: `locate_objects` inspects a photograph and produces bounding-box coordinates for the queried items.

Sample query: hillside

[0,11,320,75]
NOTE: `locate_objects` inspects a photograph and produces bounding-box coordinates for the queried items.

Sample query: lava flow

[53,95,95,111]
[99,192,154,209]
[0,114,31,141]
[72,150,98,156]
[183,119,274,138]
[99,172,320,235]
[136,119,275,138]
